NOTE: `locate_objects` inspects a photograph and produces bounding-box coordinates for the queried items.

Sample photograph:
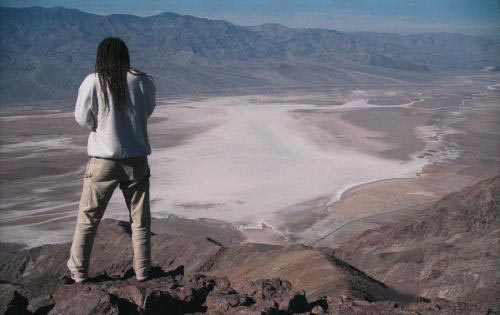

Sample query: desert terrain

[1,71,498,249]
[1,5,500,314]
[0,175,497,314]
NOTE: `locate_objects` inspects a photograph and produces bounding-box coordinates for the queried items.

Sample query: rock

[309,296,329,314]
[241,278,316,313]
[246,278,293,303]
[104,285,147,311]
[27,294,55,314]
[286,290,309,313]
[338,294,350,304]
[205,287,254,314]
[4,291,31,315]
[49,285,121,315]
[182,273,218,308]
[143,290,185,315]
[310,304,326,314]
[0,284,22,315]
[353,299,371,306]
[0,258,488,315]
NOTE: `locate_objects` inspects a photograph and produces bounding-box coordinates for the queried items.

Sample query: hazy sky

[1,0,499,35]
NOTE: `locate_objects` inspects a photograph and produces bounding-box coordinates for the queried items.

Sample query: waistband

[90,155,147,162]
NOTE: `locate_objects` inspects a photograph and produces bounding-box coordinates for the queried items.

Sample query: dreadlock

[95,37,150,116]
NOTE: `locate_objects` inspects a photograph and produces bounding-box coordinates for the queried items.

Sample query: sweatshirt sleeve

[74,75,97,131]
[143,76,156,118]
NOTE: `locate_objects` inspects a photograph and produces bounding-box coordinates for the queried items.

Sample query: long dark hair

[95,37,149,115]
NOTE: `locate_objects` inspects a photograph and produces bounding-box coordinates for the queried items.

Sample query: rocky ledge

[0,261,484,315]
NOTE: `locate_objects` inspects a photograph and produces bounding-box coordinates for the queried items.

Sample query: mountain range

[1,6,499,105]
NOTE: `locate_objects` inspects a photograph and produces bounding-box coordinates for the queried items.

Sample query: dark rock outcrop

[0,267,331,315]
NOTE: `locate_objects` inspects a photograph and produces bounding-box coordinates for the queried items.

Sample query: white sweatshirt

[74,71,156,158]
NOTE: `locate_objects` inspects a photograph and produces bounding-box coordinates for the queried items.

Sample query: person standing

[66,37,156,283]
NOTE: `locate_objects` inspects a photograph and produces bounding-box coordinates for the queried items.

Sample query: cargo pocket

[132,157,150,183]
[84,158,93,178]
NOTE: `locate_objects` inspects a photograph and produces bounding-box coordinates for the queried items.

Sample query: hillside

[0,217,488,314]
[0,178,498,313]
[332,175,500,312]
[1,6,499,105]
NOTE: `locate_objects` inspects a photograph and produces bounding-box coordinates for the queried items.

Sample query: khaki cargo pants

[67,155,152,282]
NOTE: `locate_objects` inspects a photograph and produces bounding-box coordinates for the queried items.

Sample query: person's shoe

[136,275,150,282]
[61,275,75,284]
[73,276,89,283]
[62,274,89,284]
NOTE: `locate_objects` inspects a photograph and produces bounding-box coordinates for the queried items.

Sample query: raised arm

[74,74,97,131]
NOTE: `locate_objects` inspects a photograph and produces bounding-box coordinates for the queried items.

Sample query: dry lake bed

[1,72,499,248]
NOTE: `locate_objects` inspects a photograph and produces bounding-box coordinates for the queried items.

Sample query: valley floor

[0,72,499,249]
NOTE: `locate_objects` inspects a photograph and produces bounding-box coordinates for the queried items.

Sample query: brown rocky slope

[1,177,497,314]
[332,175,500,314]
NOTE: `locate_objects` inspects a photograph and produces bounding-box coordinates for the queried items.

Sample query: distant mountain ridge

[0,6,499,105]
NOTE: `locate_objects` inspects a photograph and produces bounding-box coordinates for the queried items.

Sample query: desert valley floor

[0,71,499,249]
